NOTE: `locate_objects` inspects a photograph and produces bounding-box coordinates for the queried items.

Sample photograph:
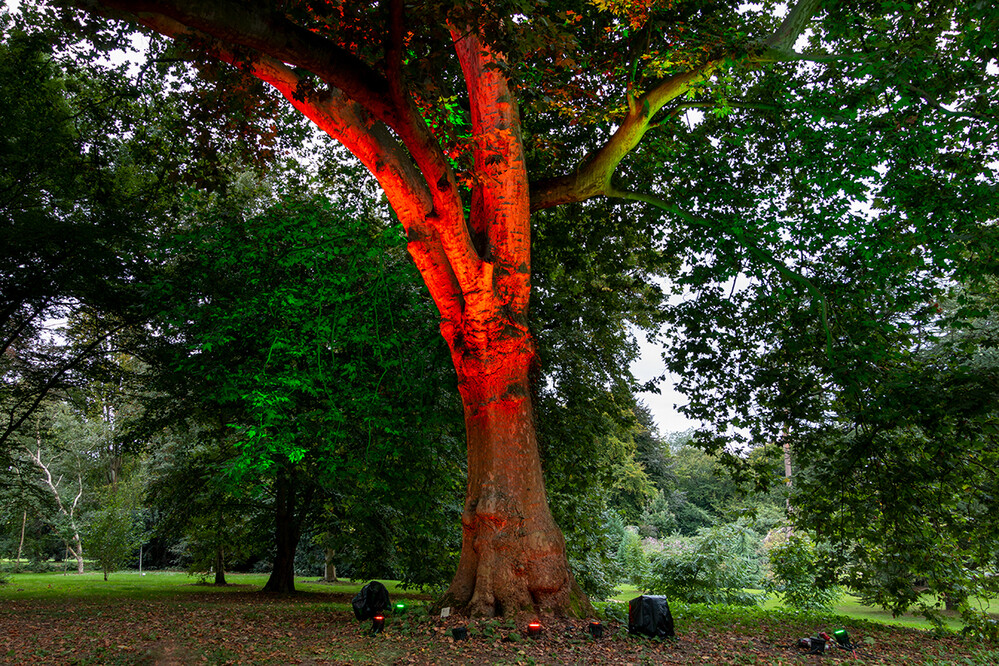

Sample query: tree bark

[438,329,589,617]
[17,510,26,565]
[263,470,299,593]
[70,534,84,575]
[214,546,226,586]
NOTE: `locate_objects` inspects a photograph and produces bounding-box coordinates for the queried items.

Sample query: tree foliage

[138,187,465,590]
[791,283,999,621]
[765,530,840,612]
[85,478,146,581]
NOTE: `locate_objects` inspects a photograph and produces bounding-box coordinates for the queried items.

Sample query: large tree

[45,0,997,615]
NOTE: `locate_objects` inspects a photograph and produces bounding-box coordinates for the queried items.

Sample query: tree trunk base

[435,504,593,618]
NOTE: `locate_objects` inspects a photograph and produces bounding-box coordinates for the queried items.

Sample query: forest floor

[2,578,997,665]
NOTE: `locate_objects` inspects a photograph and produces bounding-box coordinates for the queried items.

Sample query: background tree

[0,23,136,455]
[85,476,146,581]
[789,281,999,624]
[144,425,266,585]
[136,185,464,592]
[21,403,91,574]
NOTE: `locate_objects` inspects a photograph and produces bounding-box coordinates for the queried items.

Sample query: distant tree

[145,425,266,585]
[765,530,840,612]
[86,477,145,581]
[616,529,650,589]
[647,520,765,606]
[22,405,90,574]
[639,490,678,539]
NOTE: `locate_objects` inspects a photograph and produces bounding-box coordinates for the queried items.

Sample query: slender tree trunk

[323,548,337,582]
[783,437,793,515]
[263,471,299,593]
[17,510,26,564]
[438,331,588,617]
[214,546,226,586]
[71,533,84,574]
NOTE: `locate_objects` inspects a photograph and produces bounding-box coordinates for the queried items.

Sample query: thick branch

[531,64,721,211]
[452,26,531,321]
[531,0,824,212]
[92,0,399,126]
[763,0,824,53]
[113,10,466,324]
[105,0,480,318]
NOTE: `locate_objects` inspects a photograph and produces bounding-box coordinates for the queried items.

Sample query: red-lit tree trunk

[440,330,584,615]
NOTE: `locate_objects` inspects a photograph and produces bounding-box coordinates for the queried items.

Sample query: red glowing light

[528,622,541,628]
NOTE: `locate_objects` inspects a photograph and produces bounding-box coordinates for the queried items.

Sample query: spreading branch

[530,0,825,211]
[88,0,486,325]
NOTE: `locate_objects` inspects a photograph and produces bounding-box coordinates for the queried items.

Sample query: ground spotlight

[588,620,603,639]
[527,621,542,638]
[371,615,385,634]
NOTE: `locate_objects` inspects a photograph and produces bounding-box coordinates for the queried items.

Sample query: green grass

[607,584,998,633]
[0,569,419,601]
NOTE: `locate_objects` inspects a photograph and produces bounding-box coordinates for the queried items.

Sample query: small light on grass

[527,621,542,638]
[394,602,406,614]
[371,615,385,634]
[588,620,603,639]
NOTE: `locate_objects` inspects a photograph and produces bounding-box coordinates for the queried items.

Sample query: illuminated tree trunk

[438,328,586,616]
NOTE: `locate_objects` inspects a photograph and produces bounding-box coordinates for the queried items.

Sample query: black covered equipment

[352,580,391,621]
[628,595,675,638]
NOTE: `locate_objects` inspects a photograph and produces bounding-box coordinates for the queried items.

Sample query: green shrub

[764,530,839,611]
[645,520,764,606]
[616,529,649,588]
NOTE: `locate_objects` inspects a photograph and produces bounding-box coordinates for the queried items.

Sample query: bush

[765,530,840,611]
[569,551,620,602]
[616,529,650,588]
[645,520,765,606]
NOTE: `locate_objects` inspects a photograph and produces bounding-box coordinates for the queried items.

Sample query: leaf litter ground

[0,581,993,664]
